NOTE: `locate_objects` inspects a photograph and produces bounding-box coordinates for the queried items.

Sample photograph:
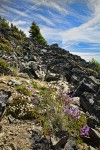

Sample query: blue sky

[0,0,100,62]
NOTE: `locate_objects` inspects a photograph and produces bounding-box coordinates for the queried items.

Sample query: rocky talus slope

[0,17,100,150]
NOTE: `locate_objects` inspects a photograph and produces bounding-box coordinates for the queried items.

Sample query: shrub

[0,58,9,69]
[15,85,31,96]
[6,96,35,119]
[89,58,100,69]
[0,58,9,75]
[0,43,13,52]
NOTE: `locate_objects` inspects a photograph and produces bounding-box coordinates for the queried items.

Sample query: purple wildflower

[80,125,90,136]
[69,107,74,115]
[77,115,81,120]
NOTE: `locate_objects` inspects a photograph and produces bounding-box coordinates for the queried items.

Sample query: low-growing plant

[0,43,13,52]
[15,85,31,96]
[0,58,9,69]
[32,81,41,89]
[0,58,9,75]
[89,58,100,69]
[63,95,90,143]
[85,67,98,76]
[6,96,35,119]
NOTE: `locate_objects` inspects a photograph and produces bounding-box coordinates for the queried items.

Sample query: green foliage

[29,22,47,44]
[85,67,98,76]
[0,16,27,54]
[0,58,9,70]
[5,78,88,147]
[0,36,13,52]
[0,43,13,52]
[0,17,9,30]
[89,58,100,76]
[89,58,100,69]
[15,85,31,96]
[31,86,88,145]
[6,96,35,119]
[32,81,41,89]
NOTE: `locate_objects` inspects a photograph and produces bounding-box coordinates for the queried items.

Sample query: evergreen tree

[29,22,47,44]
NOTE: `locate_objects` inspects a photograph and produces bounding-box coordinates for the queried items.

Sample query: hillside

[0,17,100,150]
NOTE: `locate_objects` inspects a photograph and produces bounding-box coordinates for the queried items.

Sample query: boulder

[80,92,100,121]
[31,131,53,150]
[0,90,11,120]
[73,79,96,97]
[45,71,60,82]
[87,115,99,128]
[51,130,69,149]
[8,79,21,86]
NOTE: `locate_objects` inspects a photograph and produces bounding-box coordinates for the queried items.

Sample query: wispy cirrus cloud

[35,14,55,26]
[1,5,29,17]
[10,20,27,26]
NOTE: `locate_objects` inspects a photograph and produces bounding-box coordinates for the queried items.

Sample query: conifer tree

[29,22,47,44]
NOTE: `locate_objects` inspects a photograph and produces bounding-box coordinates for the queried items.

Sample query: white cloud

[35,14,55,26]
[0,0,100,62]
[71,52,100,62]
[60,0,100,46]
[10,20,27,26]
[19,27,30,37]
[28,0,69,14]
[39,25,62,42]
[1,5,29,17]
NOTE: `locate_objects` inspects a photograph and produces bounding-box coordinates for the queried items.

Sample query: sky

[0,0,100,62]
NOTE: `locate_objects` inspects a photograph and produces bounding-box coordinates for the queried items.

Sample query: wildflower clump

[6,96,35,119]
[64,95,90,140]
[64,95,81,120]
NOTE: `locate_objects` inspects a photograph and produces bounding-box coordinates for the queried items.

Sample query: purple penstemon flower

[77,115,81,120]
[80,125,90,136]
[69,107,74,115]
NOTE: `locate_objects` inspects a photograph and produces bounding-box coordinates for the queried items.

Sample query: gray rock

[89,76,100,85]
[71,75,79,84]
[8,80,21,86]
[31,131,53,150]
[51,130,69,149]
[45,71,60,82]
[24,56,28,61]
[18,72,29,78]
[0,90,11,120]
[87,115,99,128]
[73,79,96,97]
[64,139,76,150]
[82,128,100,148]
[88,146,96,150]
[80,92,100,120]
[8,115,17,124]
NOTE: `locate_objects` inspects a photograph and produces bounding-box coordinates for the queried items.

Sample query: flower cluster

[80,125,90,136]
[64,95,81,120]
[64,95,90,137]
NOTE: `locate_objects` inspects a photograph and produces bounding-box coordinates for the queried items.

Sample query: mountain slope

[0,17,100,150]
